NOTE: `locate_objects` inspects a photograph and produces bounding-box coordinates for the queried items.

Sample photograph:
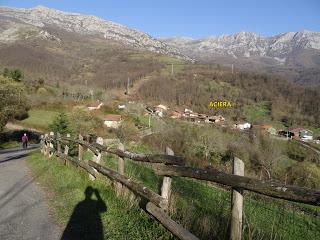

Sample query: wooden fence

[40,132,320,240]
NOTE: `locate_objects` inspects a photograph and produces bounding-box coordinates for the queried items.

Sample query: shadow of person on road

[61,186,107,240]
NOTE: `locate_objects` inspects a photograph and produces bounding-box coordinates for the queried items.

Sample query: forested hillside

[138,64,320,127]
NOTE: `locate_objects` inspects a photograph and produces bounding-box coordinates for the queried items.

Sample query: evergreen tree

[49,113,71,135]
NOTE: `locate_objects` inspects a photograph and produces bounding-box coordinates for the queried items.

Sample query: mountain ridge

[0,5,191,60]
[0,5,319,85]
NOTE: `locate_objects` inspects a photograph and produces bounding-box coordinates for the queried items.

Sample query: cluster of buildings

[146,104,225,124]
[239,123,315,142]
[86,102,317,143]
[278,127,314,141]
[231,122,316,142]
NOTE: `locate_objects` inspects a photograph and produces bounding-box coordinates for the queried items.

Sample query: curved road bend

[0,145,61,240]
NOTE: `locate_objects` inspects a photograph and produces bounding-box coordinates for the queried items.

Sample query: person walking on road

[22,133,28,149]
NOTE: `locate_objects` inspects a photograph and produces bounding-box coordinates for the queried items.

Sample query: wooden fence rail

[41,133,320,240]
[153,164,320,206]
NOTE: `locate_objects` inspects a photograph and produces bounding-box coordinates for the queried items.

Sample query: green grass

[244,102,271,123]
[20,109,59,130]
[99,150,320,240]
[27,151,175,240]
[28,150,320,240]
[0,141,20,149]
[158,56,186,75]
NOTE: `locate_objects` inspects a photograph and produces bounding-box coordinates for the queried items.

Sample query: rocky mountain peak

[0,5,191,60]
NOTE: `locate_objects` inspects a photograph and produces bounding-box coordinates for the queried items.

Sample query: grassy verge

[27,151,175,240]
[28,149,320,240]
[0,140,20,149]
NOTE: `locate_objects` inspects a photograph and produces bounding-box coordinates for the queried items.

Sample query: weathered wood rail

[40,133,320,240]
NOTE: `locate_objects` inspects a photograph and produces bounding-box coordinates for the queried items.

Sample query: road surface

[0,145,61,240]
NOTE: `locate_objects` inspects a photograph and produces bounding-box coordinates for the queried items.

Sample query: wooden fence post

[78,134,83,161]
[57,132,61,154]
[230,157,244,240]
[89,137,103,180]
[49,132,55,158]
[64,134,70,165]
[116,143,125,196]
[40,135,44,154]
[160,147,173,210]
[44,134,49,156]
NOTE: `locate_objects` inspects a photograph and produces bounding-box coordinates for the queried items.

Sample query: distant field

[244,102,270,123]
[20,109,59,130]
[158,55,186,75]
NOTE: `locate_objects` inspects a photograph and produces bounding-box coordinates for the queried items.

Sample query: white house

[155,104,168,117]
[104,114,122,128]
[88,102,104,110]
[234,123,252,130]
[156,104,168,111]
[118,104,126,110]
[299,129,313,141]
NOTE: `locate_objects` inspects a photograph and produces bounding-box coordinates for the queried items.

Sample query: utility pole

[171,63,174,75]
[148,114,151,128]
[231,64,234,74]
[126,77,130,95]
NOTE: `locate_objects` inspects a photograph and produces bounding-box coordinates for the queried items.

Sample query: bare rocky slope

[0,5,189,60]
[163,32,320,85]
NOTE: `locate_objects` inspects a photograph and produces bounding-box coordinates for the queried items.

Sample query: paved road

[0,145,61,240]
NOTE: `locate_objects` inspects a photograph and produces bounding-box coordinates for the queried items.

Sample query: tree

[49,113,71,135]
[10,69,24,82]
[38,78,45,87]
[0,76,26,132]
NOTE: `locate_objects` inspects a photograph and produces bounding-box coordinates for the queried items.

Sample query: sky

[1,0,320,39]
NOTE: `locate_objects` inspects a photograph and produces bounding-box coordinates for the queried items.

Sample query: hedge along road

[0,145,61,240]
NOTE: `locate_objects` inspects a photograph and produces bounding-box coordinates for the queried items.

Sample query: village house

[198,113,209,122]
[88,101,104,110]
[104,114,122,128]
[278,130,294,138]
[182,109,198,118]
[299,129,313,141]
[288,127,304,139]
[155,104,169,117]
[234,122,252,130]
[155,104,168,112]
[168,110,182,119]
[208,115,225,123]
[118,104,126,110]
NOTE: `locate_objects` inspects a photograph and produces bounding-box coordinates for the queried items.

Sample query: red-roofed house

[104,114,122,128]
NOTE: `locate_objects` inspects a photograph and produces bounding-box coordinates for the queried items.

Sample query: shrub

[37,87,49,95]
[69,107,103,135]
[116,121,139,143]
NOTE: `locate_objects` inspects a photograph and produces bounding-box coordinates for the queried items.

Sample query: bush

[2,68,24,82]
[116,121,139,143]
[69,107,103,135]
